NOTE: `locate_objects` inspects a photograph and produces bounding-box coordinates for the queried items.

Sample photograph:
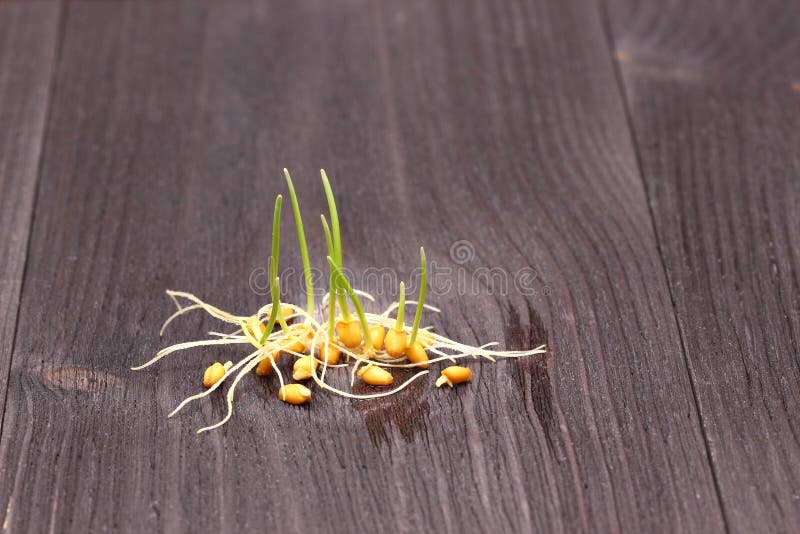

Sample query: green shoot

[327,256,373,351]
[408,247,427,347]
[321,215,337,338]
[321,215,334,257]
[275,296,289,334]
[240,319,262,349]
[321,170,342,266]
[258,276,284,345]
[271,195,290,333]
[269,195,282,283]
[258,195,288,345]
[284,169,314,316]
[394,282,406,331]
[327,272,336,339]
[321,170,350,321]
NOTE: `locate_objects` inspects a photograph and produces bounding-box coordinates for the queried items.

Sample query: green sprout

[259,195,288,345]
[327,256,373,352]
[252,275,283,347]
[321,215,337,339]
[394,281,406,331]
[408,247,427,347]
[284,169,314,316]
[321,215,335,262]
[321,170,351,322]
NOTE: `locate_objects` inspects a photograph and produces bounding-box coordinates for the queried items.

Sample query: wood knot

[40,366,124,394]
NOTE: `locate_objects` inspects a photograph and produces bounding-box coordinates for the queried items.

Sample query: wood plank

[605,0,800,531]
[0,0,721,531]
[0,2,61,422]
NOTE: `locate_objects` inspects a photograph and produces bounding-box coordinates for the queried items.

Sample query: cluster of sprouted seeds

[132,169,547,433]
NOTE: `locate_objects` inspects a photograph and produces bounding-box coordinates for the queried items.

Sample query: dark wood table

[1,1,798,532]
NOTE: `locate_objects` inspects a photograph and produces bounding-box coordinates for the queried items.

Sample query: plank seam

[0,0,68,438]
[592,0,731,531]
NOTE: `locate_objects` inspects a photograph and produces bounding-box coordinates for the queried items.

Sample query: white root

[131,337,251,371]
[167,348,262,417]
[142,289,547,432]
[160,303,204,336]
[435,375,450,388]
[165,290,250,324]
[196,353,266,434]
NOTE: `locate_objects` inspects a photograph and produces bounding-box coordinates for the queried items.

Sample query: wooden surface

[0,0,796,532]
[606,1,800,531]
[0,0,61,426]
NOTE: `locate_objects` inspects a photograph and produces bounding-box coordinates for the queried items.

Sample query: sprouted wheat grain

[132,169,547,433]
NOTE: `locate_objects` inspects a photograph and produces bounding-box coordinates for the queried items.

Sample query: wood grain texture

[605,0,800,531]
[0,0,722,532]
[0,2,61,421]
